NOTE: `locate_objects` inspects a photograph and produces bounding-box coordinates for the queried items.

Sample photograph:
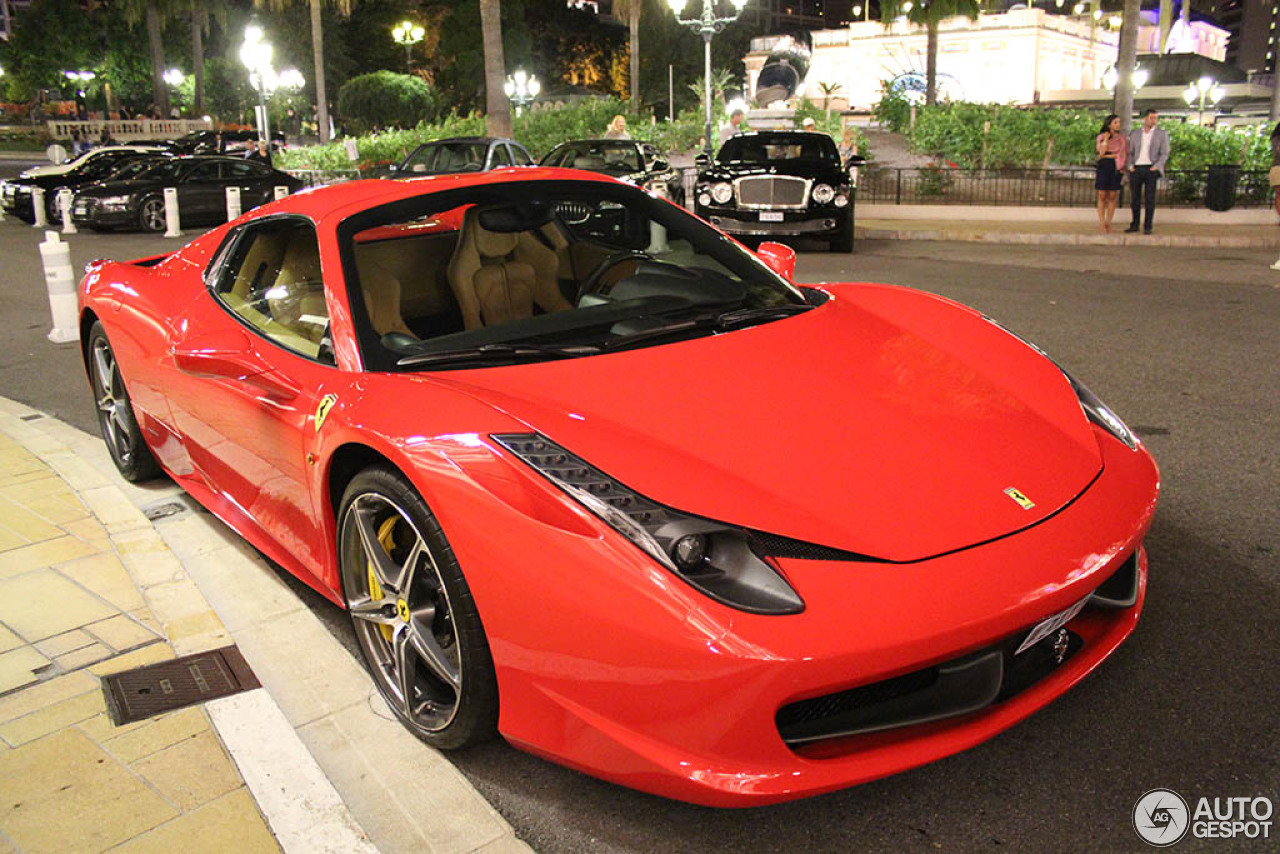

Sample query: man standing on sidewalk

[1126,109,1169,235]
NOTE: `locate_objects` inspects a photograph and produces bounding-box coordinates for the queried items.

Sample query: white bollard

[163,187,183,238]
[273,185,289,201]
[39,231,79,343]
[32,188,49,228]
[59,189,77,235]
[225,186,242,222]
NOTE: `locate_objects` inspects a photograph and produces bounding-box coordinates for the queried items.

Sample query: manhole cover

[102,645,260,725]
[142,501,189,522]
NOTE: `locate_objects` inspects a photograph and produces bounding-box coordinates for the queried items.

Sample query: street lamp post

[1183,76,1225,125]
[666,0,749,154]
[240,26,274,144]
[392,21,425,72]
[503,69,540,118]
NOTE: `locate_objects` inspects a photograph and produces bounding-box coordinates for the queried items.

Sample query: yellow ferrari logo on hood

[314,394,337,433]
[1004,487,1035,510]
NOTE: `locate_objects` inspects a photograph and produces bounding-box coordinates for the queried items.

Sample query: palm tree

[1114,0,1140,133]
[480,0,511,138]
[818,81,842,117]
[121,0,173,117]
[878,0,979,106]
[256,0,350,143]
[187,0,226,116]
[614,0,641,104]
[685,68,737,105]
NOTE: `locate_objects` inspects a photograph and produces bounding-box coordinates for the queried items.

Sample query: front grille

[750,531,882,562]
[74,198,96,217]
[735,176,808,209]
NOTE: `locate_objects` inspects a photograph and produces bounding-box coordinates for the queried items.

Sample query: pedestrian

[1268,123,1280,222]
[245,140,272,166]
[1094,113,1127,233]
[719,108,745,147]
[603,115,630,140]
[1125,109,1169,234]
[800,116,817,132]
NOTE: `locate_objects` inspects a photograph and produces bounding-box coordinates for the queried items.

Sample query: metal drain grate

[102,645,260,725]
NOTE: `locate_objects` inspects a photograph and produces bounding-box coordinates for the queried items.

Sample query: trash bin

[1205,164,1240,212]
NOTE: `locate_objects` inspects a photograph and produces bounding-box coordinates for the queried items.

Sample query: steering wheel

[576,250,652,303]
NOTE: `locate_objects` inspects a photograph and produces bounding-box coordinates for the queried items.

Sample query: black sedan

[0,145,169,222]
[167,129,287,155]
[388,137,534,176]
[71,156,303,232]
[540,139,684,206]
[694,131,861,252]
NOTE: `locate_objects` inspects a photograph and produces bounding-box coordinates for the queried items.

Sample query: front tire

[87,321,161,482]
[138,196,165,233]
[338,466,498,750]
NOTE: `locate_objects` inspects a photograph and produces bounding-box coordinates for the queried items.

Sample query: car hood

[701,160,845,182]
[435,285,1103,562]
[19,162,76,179]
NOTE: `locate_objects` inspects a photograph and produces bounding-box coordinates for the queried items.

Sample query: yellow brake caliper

[369,517,398,643]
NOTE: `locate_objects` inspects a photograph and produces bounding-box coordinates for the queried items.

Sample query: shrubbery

[336,72,438,134]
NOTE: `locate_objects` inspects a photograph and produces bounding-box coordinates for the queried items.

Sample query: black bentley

[71,156,303,232]
[694,131,860,252]
[540,139,685,206]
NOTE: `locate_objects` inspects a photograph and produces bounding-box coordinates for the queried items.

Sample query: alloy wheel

[340,492,462,732]
[139,198,165,232]
[91,336,135,467]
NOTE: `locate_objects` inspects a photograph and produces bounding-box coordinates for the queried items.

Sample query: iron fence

[857,166,1272,209]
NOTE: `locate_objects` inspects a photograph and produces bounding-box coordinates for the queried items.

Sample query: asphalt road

[0,184,1276,852]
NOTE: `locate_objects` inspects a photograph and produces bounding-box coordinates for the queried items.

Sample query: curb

[856,226,1280,248]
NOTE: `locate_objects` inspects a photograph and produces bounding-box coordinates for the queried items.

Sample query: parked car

[78,168,1158,807]
[540,139,685,205]
[0,145,169,222]
[694,130,862,252]
[167,129,287,155]
[71,156,303,232]
[388,137,534,176]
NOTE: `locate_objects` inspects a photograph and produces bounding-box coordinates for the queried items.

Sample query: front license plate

[1015,596,1087,655]
[759,211,784,222]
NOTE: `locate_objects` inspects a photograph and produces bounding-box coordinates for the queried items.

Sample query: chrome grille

[735,176,809,210]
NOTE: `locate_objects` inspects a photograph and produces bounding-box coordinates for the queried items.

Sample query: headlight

[812,183,835,204]
[833,193,848,207]
[494,433,805,615]
[98,195,131,209]
[710,182,733,204]
[1067,375,1138,450]
[697,192,711,207]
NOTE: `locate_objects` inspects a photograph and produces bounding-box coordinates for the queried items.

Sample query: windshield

[102,158,160,181]
[340,180,806,372]
[545,142,641,175]
[401,142,490,174]
[717,133,839,165]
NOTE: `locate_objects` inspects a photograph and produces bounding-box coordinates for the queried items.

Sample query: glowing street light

[1183,76,1225,125]
[503,69,541,117]
[1102,64,1148,92]
[162,68,185,87]
[667,0,750,155]
[392,20,425,70]
[241,25,275,143]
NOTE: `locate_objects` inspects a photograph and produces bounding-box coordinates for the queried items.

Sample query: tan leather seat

[360,259,416,339]
[447,207,569,330]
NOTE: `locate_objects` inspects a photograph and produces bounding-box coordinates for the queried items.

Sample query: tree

[257,0,352,143]
[480,0,511,138]
[878,0,979,106]
[1114,0,1139,133]
[119,0,176,116]
[818,81,842,117]
[614,0,641,104]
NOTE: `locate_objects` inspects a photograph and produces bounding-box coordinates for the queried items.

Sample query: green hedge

[336,72,438,135]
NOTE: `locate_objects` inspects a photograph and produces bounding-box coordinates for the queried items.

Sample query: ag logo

[1003,486,1035,510]
[1133,788,1190,847]
[313,394,337,433]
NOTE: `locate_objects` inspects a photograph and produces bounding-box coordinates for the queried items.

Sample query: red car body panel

[78,170,1160,806]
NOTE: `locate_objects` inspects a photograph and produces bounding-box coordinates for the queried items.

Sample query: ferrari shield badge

[1004,487,1035,510]
[314,394,338,433]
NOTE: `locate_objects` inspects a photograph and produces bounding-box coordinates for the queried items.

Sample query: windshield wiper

[397,342,600,369]
[603,304,812,353]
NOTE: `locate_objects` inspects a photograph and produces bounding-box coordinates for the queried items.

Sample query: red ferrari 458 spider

[78,168,1159,806]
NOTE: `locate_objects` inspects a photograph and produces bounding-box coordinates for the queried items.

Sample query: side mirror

[843,154,866,168]
[756,242,796,281]
[652,158,669,172]
[695,153,711,170]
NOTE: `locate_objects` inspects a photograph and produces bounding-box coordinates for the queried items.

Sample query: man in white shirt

[719,109,745,148]
[1126,109,1170,234]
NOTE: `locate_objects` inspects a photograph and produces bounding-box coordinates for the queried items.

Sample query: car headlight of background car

[710,182,733,204]
[96,195,132,210]
[494,433,805,615]
[812,183,835,204]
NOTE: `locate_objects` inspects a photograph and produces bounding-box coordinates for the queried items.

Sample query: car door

[223,159,275,210]
[176,161,227,225]
[163,215,339,583]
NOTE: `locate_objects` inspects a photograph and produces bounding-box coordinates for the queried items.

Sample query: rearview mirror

[756,242,796,280]
[652,159,669,172]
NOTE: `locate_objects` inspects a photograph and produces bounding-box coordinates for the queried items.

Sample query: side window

[212,218,332,362]
[223,160,263,180]
[186,162,222,182]
[509,145,533,166]
[491,145,513,167]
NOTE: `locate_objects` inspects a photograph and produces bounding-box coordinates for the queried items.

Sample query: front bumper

[423,425,1159,807]
[71,198,136,228]
[697,205,848,238]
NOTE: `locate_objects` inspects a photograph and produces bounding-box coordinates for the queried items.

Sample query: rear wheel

[87,322,161,482]
[138,196,165,232]
[338,466,498,750]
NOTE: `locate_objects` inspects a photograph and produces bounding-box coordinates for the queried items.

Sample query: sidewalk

[0,396,531,854]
